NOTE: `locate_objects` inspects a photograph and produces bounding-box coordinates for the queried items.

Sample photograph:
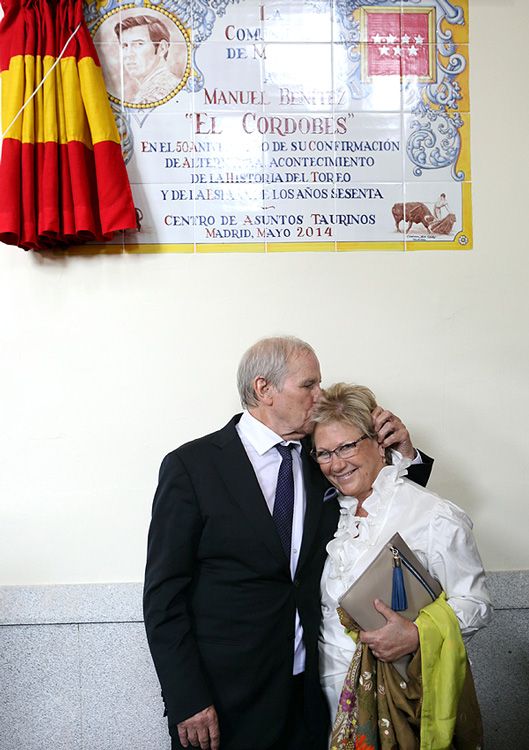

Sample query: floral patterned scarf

[330,602,483,750]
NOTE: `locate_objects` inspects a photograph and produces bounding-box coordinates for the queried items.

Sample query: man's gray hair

[237,336,316,409]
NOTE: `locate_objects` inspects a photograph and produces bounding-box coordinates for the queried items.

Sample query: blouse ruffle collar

[324,453,412,598]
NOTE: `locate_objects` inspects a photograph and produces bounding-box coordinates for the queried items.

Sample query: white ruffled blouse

[319,454,492,697]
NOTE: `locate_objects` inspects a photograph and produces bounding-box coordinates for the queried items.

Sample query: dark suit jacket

[143,415,433,750]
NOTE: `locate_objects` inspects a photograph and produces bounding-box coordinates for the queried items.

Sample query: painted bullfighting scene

[393,195,457,237]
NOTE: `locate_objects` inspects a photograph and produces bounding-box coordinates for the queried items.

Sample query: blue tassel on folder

[391,552,408,611]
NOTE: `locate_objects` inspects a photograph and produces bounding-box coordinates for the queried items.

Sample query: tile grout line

[78,623,84,750]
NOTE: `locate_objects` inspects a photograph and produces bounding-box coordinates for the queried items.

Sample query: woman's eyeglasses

[310,434,369,464]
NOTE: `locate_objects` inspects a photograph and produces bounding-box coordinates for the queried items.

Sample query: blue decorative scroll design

[406,102,464,180]
[334,0,468,181]
[415,3,466,179]
[110,104,134,163]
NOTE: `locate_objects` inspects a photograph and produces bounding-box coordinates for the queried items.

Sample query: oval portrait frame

[93,2,192,109]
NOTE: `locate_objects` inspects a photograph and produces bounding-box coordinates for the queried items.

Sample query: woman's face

[313,421,385,503]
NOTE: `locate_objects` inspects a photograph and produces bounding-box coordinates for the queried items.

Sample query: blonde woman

[311,384,491,749]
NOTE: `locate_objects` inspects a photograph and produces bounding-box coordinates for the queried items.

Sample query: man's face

[121,25,161,81]
[267,351,322,440]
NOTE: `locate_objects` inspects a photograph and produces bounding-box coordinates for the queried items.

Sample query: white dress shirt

[236,410,306,675]
[319,453,492,720]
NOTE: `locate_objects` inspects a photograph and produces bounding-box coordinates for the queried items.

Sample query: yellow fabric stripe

[77,56,121,144]
[2,54,120,146]
[2,55,25,141]
[416,593,467,750]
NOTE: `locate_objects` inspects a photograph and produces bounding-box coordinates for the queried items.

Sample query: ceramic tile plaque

[85,0,471,252]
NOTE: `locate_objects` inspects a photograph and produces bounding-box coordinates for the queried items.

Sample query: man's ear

[377,442,386,460]
[157,39,169,58]
[253,376,274,405]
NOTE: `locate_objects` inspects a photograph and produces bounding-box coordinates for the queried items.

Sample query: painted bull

[392,202,434,233]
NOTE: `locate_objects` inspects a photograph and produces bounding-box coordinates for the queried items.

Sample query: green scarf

[417,592,467,749]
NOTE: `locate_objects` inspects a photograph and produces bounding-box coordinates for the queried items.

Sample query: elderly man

[143,337,432,750]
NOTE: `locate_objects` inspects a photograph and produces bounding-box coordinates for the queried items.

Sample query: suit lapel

[211,416,288,565]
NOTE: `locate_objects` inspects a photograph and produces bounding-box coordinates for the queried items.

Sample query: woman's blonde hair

[312,383,377,434]
[312,383,391,462]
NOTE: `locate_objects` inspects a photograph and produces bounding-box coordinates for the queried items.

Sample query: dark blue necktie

[273,443,295,559]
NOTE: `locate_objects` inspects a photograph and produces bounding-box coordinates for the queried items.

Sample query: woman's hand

[359,599,419,661]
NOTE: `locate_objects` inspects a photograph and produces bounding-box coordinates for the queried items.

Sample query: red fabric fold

[0,0,137,251]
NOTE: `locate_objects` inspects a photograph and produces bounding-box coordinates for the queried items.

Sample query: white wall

[1,0,527,583]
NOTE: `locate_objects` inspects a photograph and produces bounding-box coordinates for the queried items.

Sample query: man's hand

[177,705,220,750]
[372,406,415,460]
[359,599,419,661]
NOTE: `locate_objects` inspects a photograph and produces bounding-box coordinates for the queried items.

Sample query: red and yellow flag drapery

[0,0,137,250]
